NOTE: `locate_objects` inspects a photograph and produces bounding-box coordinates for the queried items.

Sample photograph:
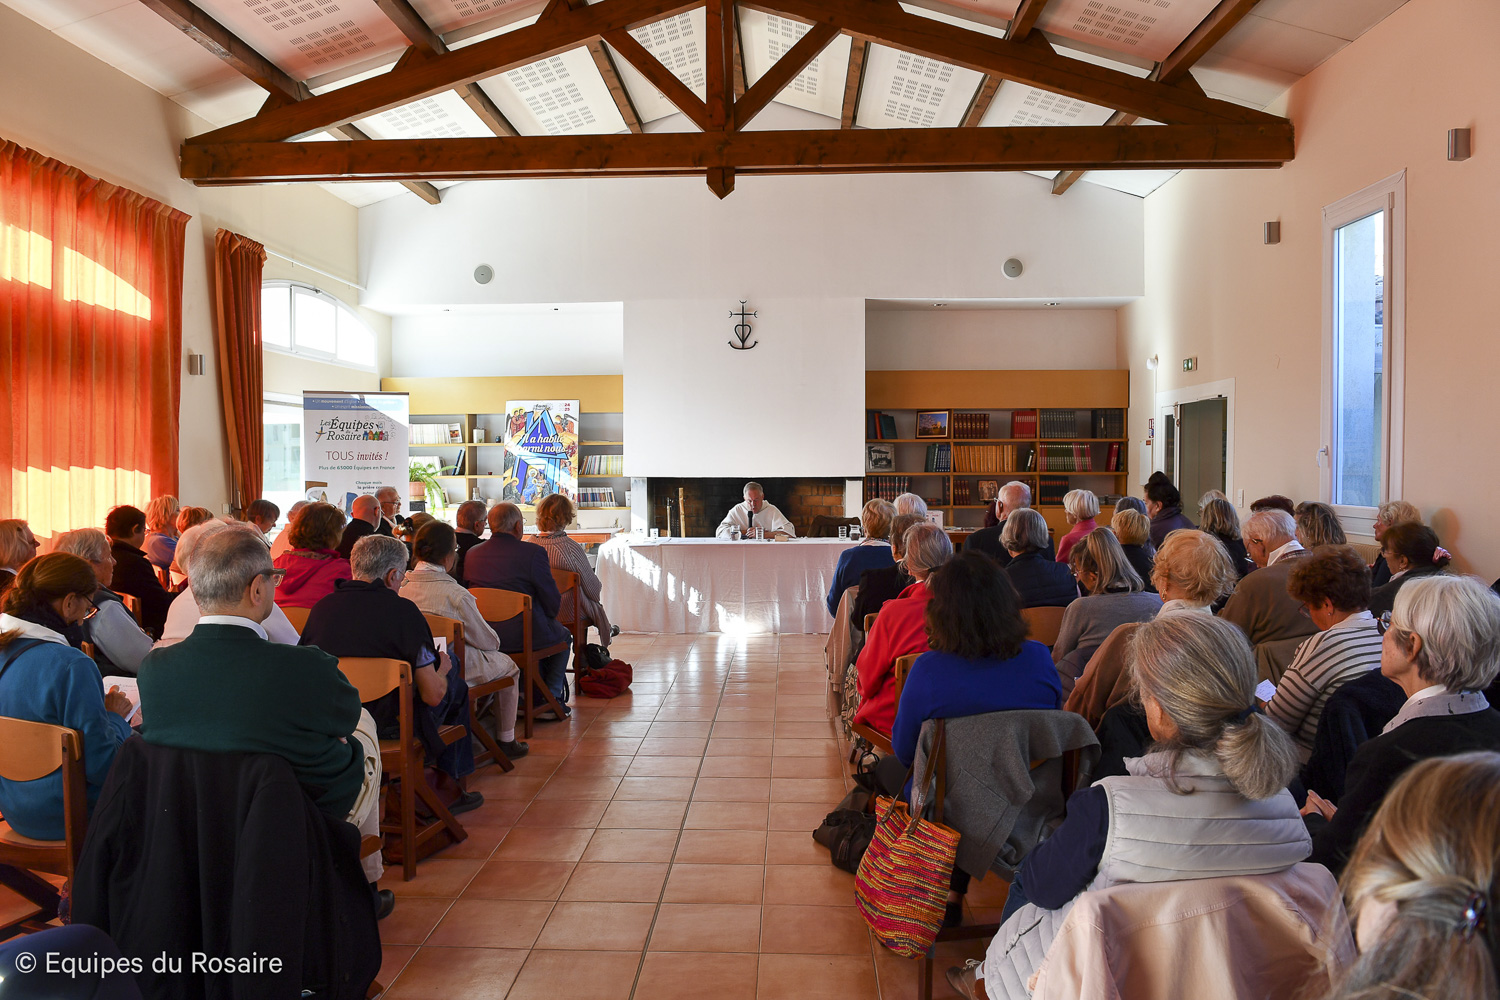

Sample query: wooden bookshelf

[864,370,1130,533]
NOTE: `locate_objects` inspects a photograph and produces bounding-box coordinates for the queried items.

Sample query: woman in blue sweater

[0,554,134,839]
[825,498,896,617]
[891,550,1063,926]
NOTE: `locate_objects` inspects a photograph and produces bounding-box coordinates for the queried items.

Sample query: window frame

[262,280,378,373]
[1320,170,1406,535]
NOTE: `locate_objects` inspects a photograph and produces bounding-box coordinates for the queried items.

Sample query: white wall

[624,298,866,478]
[390,304,624,377]
[866,308,1119,370]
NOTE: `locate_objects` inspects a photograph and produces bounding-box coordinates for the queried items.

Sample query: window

[1322,172,1404,516]
[261,281,377,371]
[262,393,305,526]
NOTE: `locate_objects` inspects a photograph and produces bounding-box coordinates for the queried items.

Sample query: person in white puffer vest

[947,612,1312,1000]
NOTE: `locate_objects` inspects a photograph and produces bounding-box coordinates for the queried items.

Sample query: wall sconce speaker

[1263,221,1281,245]
[187,354,205,375]
[1002,258,1023,279]
[1449,128,1472,161]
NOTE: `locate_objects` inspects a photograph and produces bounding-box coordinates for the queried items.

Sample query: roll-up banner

[302,391,410,514]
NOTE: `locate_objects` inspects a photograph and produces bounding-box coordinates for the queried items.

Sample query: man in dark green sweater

[138,526,391,916]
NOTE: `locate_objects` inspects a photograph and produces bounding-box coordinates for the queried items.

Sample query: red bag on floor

[579,659,633,698]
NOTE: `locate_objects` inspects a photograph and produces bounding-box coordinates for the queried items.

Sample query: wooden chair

[0,717,89,932]
[281,605,311,634]
[468,588,569,738]
[422,612,514,774]
[155,566,172,590]
[849,652,921,756]
[863,613,878,633]
[1022,605,1067,647]
[119,593,142,626]
[550,567,587,668]
[337,657,468,881]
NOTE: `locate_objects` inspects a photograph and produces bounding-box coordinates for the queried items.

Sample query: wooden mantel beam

[181,122,1294,183]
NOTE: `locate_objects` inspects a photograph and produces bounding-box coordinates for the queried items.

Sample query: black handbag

[813,788,879,874]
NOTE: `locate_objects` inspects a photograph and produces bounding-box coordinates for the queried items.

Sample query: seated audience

[300,535,480,812]
[826,498,896,617]
[1197,498,1253,580]
[1295,501,1348,549]
[451,499,488,586]
[533,493,616,648]
[401,521,527,759]
[1220,508,1317,652]
[268,499,310,561]
[374,487,401,536]
[1367,522,1450,618]
[168,507,218,586]
[1369,499,1421,587]
[0,518,40,597]
[137,528,389,896]
[53,528,152,674]
[1321,751,1500,1000]
[1055,489,1099,565]
[1305,576,1500,874]
[158,520,301,646]
[853,523,953,737]
[1110,508,1157,592]
[244,498,280,540]
[1251,494,1297,516]
[953,613,1308,1000]
[1067,530,1237,730]
[0,554,133,838]
[965,482,1054,567]
[1113,496,1148,518]
[141,494,180,569]
[273,501,353,610]
[1000,509,1076,609]
[1265,545,1383,761]
[893,493,928,518]
[1144,475,1195,547]
[105,504,175,637]
[850,513,924,629]
[1052,529,1161,693]
[338,495,382,559]
[465,502,572,718]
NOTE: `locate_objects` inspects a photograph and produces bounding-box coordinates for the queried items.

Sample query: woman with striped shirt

[1264,545,1384,760]
[532,493,615,650]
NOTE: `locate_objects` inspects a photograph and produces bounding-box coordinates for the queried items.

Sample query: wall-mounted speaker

[1263,221,1281,245]
[1449,128,1472,161]
[474,264,494,284]
[1001,258,1023,279]
[187,354,205,375]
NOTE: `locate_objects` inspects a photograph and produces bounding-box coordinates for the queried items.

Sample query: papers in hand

[1255,680,1277,703]
[105,675,142,725]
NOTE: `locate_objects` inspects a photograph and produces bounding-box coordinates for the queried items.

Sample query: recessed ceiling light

[1046,301,1061,307]
[933,302,947,308]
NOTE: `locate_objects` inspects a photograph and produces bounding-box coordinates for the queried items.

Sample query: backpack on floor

[583,642,612,673]
[814,786,878,874]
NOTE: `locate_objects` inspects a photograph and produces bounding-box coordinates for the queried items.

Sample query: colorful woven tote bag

[853,721,959,957]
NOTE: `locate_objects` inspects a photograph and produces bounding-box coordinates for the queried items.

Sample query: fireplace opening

[644,478,849,538]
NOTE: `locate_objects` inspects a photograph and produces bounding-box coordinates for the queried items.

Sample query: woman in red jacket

[853,522,954,737]
[272,502,353,609]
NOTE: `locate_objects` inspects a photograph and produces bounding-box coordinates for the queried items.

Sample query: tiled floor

[374,632,994,999]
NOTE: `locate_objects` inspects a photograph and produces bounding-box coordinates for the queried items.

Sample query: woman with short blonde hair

[1198,496,1253,577]
[532,493,615,650]
[142,495,181,570]
[1111,508,1156,593]
[1371,500,1423,587]
[1055,489,1100,564]
[826,498,897,618]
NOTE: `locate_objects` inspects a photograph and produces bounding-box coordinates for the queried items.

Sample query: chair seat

[0,821,64,850]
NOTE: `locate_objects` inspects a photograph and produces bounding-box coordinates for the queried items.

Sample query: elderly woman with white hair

[893,493,928,518]
[852,522,953,738]
[155,520,302,648]
[1000,509,1076,609]
[1369,499,1421,587]
[826,498,896,617]
[52,528,154,674]
[1305,575,1500,874]
[1054,489,1100,564]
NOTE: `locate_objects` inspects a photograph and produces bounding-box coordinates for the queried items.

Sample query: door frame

[1153,378,1236,507]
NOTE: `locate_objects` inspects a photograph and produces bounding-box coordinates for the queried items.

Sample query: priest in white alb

[716,482,796,539]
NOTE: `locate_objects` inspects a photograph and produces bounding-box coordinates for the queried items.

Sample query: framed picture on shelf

[978,480,999,501]
[866,443,895,472]
[915,410,950,439]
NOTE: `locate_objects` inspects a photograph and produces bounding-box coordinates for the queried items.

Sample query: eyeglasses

[80,603,99,622]
[1298,604,1313,619]
[259,568,288,584]
[1377,611,1394,635]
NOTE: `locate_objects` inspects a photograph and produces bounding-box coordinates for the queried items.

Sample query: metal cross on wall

[730,301,758,351]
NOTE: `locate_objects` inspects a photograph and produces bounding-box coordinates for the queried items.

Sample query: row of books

[923,443,952,472]
[576,487,617,508]
[864,476,912,502]
[581,454,624,475]
[952,413,990,439]
[1039,477,1071,506]
[1090,409,1126,438]
[1038,444,1093,471]
[866,411,900,440]
[411,422,464,445]
[954,444,1033,473]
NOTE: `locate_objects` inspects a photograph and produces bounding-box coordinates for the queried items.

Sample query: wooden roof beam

[602,28,713,131]
[961,75,1002,128]
[840,37,868,128]
[372,0,519,137]
[1006,0,1050,44]
[1159,0,1264,85]
[732,22,838,131]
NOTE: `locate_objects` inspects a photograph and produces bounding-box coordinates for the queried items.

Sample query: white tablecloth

[596,537,856,634]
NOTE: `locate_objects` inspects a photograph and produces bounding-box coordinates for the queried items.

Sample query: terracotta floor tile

[765,831,832,866]
[470,774,548,801]
[634,952,759,999]
[773,721,837,740]
[770,757,846,778]
[463,859,576,900]
[652,706,720,722]
[625,756,704,777]
[520,738,582,756]
[584,720,654,738]
[647,721,714,739]
[614,776,698,800]
[692,777,773,802]
[775,704,835,722]
[770,778,848,803]
[505,949,641,1000]
[638,737,710,756]
[378,897,453,946]
[673,829,768,865]
[755,953,879,999]
[560,861,670,902]
[763,865,856,907]
[573,737,643,756]
[684,800,770,831]
[515,797,610,828]
[491,826,594,862]
[649,902,762,953]
[503,753,567,777]
[534,775,623,800]
[713,707,777,723]
[759,905,870,955]
[377,944,417,987]
[378,859,484,898]
[423,898,554,949]
[769,802,839,833]
[597,798,689,830]
[554,755,635,777]
[534,901,657,951]
[383,946,528,999]
[698,756,773,778]
[662,864,765,904]
[582,828,682,863]
[428,824,509,860]
[772,739,841,757]
[873,939,977,1000]
[705,737,774,757]
[711,721,776,739]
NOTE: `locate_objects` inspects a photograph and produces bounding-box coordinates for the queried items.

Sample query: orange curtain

[212,229,266,515]
[0,138,189,541]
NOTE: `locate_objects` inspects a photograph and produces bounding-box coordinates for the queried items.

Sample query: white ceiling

[2,0,1411,206]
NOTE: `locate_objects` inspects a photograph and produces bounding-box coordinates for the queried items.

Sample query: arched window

[261,280,376,370]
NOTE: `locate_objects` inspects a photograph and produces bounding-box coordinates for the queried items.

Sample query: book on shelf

[577,487,617,508]
[1013,410,1038,438]
[866,410,899,440]
[411,422,463,445]
[1090,408,1125,438]
[581,454,624,476]
[864,476,912,502]
[1039,476,1069,506]
[953,412,990,439]
[1039,409,1080,439]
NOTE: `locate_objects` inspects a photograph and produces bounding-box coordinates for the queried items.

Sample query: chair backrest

[469,587,533,653]
[119,593,142,625]
[863,613,878,633]
[282,605,311,634]
[0,717,88,865]
[1022,605,1067,647]
[893,653,919,707]
[156,566,172,590]
[336,656,408,704]
[422,613,464,676]
[550,568,580,627]
[80,641,98,661]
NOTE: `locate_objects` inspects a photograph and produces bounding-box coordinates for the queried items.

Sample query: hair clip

[1462,891,1488,939]
[1227,704,1257,725]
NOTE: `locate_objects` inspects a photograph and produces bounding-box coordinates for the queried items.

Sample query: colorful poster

[500,400,579,507]
[301,391,411,514]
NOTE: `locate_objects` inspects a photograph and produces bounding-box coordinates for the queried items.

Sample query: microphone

[746,503,754,537]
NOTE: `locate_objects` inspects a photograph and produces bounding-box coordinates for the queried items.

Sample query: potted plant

[408,461,448,513]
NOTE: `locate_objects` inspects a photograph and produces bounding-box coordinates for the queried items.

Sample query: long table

[596,536,856,634]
